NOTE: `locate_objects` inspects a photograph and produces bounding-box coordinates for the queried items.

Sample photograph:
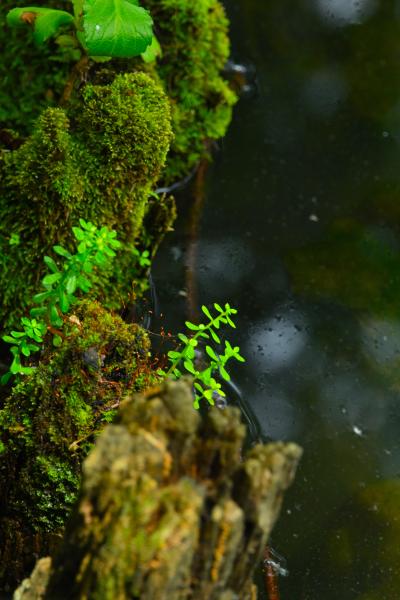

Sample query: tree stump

[15,379,301,600]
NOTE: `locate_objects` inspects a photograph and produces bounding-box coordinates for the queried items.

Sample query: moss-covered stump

[0,300,153,592]
[0,71,173,328]
[15,379,302,600]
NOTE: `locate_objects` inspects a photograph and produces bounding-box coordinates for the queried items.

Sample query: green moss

[142,0,238,182]
[0,299,154,589]
[0,71,172,328]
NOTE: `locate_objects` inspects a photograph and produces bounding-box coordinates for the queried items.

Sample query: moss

[0,71,172,328]
[142,0,238,182]
[0,299,155,590]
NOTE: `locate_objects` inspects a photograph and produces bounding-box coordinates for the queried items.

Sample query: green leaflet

[6,7,74,45]
[82,0,153,58]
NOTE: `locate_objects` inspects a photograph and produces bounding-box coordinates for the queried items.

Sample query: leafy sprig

[6,0,158,61]
[159,303,245,409]
[1,219,121,384]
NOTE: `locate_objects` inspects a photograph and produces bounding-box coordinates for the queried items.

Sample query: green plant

[159,303,245,409]
[6,0,156,60]
[1,219,121,383]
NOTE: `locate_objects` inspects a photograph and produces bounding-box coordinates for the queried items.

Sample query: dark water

[154,1,400,598]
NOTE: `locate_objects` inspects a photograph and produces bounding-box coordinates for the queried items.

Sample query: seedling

[158,303,245,409]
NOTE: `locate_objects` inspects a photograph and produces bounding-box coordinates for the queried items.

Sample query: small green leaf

[66,275,77,295]
[1,372,12,385]
[59,291,70,313]
[201,305,213,320]
[50,305,63,328]
[185,321,199,331]
[43,256,59,273]
[183,360,196,374]
[72,227,84,241]
[210,329,221,344]
[219,366,230,381]
[205,346,217,361]
[33,291,52,304]
[6,7,74,45]
[2,335,18,344]
[53,334,62,347]
[214,303,223,313]
[53,245,72,258]
[10,331,25,339]
[30,307,48,318]
[42,272,62,286]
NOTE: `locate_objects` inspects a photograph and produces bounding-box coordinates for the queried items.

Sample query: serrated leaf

[7,7,74,45]
[83,0,153,58]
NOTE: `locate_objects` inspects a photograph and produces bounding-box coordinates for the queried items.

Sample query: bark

[14,379,301,600]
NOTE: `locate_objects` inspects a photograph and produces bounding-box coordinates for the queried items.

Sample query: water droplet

[353,425,363,436]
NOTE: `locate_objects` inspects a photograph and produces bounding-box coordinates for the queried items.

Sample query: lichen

[0,299,154,589]
[0,71,173,328]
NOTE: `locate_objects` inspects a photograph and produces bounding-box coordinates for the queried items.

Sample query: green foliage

[0,299,153,587]
[7,7,74,44]
[1,220,121,383]
[82,0,153,58]
[142,0,238,183]
[6,0,154,59]
[0,71,172,328]
[159,303,244,409]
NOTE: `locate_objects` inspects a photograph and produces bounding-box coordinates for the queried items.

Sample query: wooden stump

[15,379,301,600]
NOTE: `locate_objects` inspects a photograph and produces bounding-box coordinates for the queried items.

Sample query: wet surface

[153,1,400,598]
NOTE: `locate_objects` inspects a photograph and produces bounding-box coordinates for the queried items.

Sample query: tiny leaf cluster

[160,303,245,409]
[1,219,121,384]
[6,0,156,60]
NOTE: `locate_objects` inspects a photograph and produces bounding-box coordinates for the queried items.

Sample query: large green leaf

[82,0,153,58]
[7,7,74,45]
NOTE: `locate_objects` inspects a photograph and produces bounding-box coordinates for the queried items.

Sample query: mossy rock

[0,71,173,328]
[0,0,237,184]
[0,299,153,591]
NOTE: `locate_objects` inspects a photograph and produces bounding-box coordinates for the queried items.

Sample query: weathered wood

[15,379,301,600]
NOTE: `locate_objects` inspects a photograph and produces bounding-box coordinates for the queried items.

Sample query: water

[153,1,400,597]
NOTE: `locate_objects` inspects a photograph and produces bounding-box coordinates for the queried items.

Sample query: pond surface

[153,1,400,598]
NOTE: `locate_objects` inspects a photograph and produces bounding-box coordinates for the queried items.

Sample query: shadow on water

[153,0,400,597]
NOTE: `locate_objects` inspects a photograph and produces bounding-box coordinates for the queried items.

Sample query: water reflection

[154,0,400,597]
[314,0,378,26]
